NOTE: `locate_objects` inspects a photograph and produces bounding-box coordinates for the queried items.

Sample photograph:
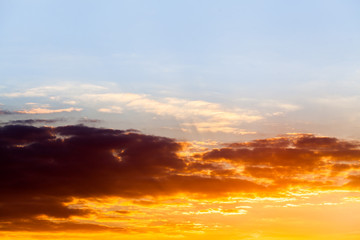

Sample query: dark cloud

[0,124,54,144]
[1,125,184,197]
[202,134,360,187]
[3,119,63,125]
[202,147,325,173]
[204,135,360,165]
[0,124,266,231]
[294,135,358,150]
[0,197,92,220]
[228,137,292,149]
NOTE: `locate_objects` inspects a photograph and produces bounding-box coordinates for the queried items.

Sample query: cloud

[2,106,81,116]
[16,107,82,114]
[346,175,360,189]
[0,110,19,115]
[201,134,360,188]
[0,124,267,231]
[77,117,102,124]
[63,100,77,105]
[2,83,264,134]
[183,208,247,216]
[2,84,107,98]
[1,125,359,232]
[98,106,123,113]
[3,119,63,125]
[81,93,262,133]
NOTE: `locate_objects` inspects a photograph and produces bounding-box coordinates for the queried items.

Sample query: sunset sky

[1,1,360,240]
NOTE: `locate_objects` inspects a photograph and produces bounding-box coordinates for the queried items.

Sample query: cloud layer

[1,125,360,232]
[1,84,266,134]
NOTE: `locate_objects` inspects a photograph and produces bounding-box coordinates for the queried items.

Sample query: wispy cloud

[82,93,262,133]
[2,83,306,134]
[17,107,82,114]
[98,106,123,113]
[2,84,107,98]
[3,119,63,125]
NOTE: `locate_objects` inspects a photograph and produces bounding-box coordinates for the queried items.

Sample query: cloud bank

[1,125,360,232]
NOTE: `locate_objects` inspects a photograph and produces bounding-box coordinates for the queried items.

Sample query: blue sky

[1,0,360,141]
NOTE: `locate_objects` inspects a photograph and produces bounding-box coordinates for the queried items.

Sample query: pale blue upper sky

[1,0,360,141]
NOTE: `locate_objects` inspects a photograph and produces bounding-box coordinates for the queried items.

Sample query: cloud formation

[1,84,106,98]
[2,83,304,135]
[82,93,262,133]
[202,134,360,188]
[0,110,19,115]
[3,119,63,125]
[1,125,360,232]
[0,124,263,230]
[16,107,82,114]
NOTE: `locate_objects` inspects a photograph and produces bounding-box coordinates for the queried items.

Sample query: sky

[1,1,360,239]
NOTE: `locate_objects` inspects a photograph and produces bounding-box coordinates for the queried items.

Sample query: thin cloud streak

[16,107,82,114]
[3,119,63,125]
